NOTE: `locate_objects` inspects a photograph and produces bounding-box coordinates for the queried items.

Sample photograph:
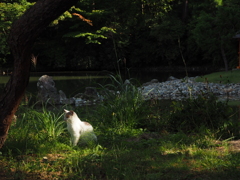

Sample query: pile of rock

[140,76,240,101]
[37,75,102,106]
[37,75,240,106]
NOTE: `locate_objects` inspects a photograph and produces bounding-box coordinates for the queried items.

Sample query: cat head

[63,109,74,121]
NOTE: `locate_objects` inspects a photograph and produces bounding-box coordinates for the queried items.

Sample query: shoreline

[140,76,240,101]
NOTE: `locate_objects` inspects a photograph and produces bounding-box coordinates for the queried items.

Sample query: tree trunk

[182,0,188,21]
[0,0,79,149]
[220,43,228,71]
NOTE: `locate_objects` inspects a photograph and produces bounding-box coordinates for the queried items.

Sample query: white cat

[63,109,97,146]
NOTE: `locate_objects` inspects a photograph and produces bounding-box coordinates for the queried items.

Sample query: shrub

[167,94,236,137]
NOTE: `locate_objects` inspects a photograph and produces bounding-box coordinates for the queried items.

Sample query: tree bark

[182,0,188,21]
[0,0,79,149]
[220,43,228,72]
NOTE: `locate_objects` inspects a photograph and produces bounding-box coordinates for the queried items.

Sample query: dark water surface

[0,70,209,98]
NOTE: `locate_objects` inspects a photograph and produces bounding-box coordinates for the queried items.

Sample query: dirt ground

[226,139,240,152]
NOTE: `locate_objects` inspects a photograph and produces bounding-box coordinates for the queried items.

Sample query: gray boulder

[37,75,60,104]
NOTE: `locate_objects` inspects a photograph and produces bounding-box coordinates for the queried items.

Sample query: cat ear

[64,109,69,113]
[69,110,74,115]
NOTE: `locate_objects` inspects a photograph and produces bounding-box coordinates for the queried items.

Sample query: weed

[4,104,67,154]
[95,74,150,132]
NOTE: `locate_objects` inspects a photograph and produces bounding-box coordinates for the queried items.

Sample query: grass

[195,69,240,106]
[1,74,240,179]
[195,69,240,84]
[2,127,240,180]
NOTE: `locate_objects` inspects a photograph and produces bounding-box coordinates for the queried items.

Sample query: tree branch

[0,0,79,148]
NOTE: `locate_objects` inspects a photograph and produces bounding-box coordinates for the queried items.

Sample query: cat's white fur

[63,109,97,146]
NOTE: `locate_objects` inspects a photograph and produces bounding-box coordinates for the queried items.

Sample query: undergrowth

[1,75,240,179]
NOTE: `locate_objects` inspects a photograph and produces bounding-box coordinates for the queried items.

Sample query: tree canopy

[1,0,240,71]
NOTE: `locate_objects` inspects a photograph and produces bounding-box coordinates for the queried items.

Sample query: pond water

[0,70,208,99]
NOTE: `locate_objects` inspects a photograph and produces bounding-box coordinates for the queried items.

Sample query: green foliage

[150,16,186,64]
[2,77,240,179]
[2,0,240,70]
[215,0,223,5]
[94,75,149,133]
[51,10,73,25]
[5,105,67,154]
[63,26,115,42]
[32,107,65,141]
[0,0,32,66]
[1,103,240,179]
[168,94,235,136]
[188,0,240,69]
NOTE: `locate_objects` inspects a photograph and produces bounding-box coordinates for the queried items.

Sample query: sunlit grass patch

[195,69,240,84]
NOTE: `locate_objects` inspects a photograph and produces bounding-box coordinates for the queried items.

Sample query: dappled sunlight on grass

[1,74,240,179]
[2,130,240,179]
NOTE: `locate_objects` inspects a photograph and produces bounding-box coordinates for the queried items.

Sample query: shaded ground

[1,137,240,180]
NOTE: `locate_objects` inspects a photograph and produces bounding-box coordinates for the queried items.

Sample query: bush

[167,94,236,137]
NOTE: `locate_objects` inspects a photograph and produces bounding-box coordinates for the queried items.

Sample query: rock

[59,90,75,104]
[36,75,103,106]
[37,75,60,104]
[74,98,84,106]
[59,90,67,102]
[74,93,84,99]
[142,79,159,86]
[37,75,74,105]
[167,76,178,81]
[73,87,103,106]
[84,87,98,99]
[150,79,159,83]
[124,79,131,85]
[140,77,240,101]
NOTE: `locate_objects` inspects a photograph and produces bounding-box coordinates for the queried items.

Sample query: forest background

[1,0,240,72]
